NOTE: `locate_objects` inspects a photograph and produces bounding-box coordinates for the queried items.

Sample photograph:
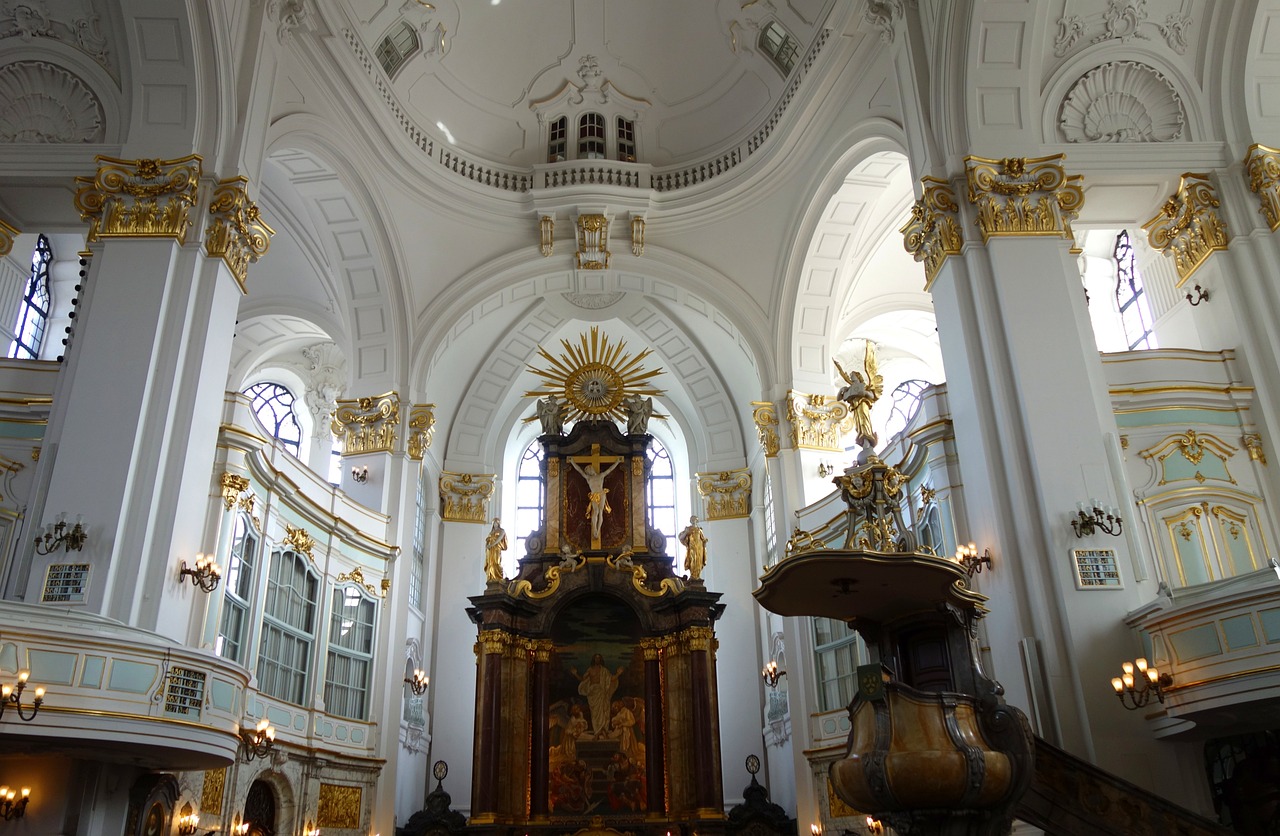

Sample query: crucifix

[568,443,625,548]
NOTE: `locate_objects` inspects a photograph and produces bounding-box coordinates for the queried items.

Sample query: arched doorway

[244,779,277,836]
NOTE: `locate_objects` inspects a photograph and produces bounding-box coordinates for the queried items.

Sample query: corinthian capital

[964,154,1084,244]
[1244,144,1280,233]
[1142,172,1229,285]
[901,176,964,289]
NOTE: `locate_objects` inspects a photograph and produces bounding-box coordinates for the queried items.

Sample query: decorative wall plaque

[1072,548,1122,589]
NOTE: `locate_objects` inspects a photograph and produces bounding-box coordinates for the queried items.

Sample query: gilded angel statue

[834,341,883,454]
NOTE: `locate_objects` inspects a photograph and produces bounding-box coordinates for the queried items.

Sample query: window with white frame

[646,439,677,554]
[763,471,777,567]
[1114,230,1157,350]
[8,234,51,360]
[514,441,545,561]
[409,470,425,610]
[759,22,800,75]
[578,113,606,159]
[548,116,568,162]
[375,23,418,77]
[245,382,303,457]
[216,513,260,664]
[813,616,863,712]
[616,116,636,162]
[324,583,377,720]
[257,549,319,705]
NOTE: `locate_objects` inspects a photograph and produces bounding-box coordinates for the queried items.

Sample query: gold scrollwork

[751,401,780,458]
[1143,172,1229,285]
[283,524,316,561]
[1244,433,1267,465]
[964,154,1084,243]
[1244,144,1280,232]
[336,566,387,599]
[74,155,202,243]
[532,638,554,662]
[200,768,225,815]
[576,213,610,269]
[785,527,826,556]
[682,625,715,652]
[696,468,752,520]
[606,549,683,598]
[316,783,362,829]
[205,176,275,293]
[901,176,964,288]
[786,391,853,452]
[407,404,436,460]
[438,471,495,523]
[0,218,17,258]
[220,472,250,511]
[509,552,585,600]
[639,636,664,661]
[331,392,401,454]
[477,628,512,655]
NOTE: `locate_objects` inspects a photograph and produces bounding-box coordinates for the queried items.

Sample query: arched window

[548,116,568,162]
[759,22,800,75]
[578,113,605,159]
[8,234,51,360]
[514,441,546,562]
[880,379,932,446]
[375,23,418,77]
[647,439,677,554]
[244,382,303,457]
[325,583,377,719]
[616,116,636,162]
[1114,230,1157,350]
[257,549,319,705]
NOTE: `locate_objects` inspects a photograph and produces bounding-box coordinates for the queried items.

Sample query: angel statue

[834,341,883,459]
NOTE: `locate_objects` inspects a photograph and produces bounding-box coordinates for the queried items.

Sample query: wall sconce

[1110,657,1171,710]
[0,670,44,722]
[405,668,429,695]
[865,818,884,835]
[1071,501,1123,538]
[761,660,786,689]
[240,718,276,760]
[304,822,321,836]
[0,787,29,820]
[817,460,834,478]
[810,825,821,836]
[1185,284,1210,306]
[953,543,992,578]
[178,554,222,592]
[176,812,200,835]
[34,513,87,554]
[351,465,369,484]
[231,816,249,836]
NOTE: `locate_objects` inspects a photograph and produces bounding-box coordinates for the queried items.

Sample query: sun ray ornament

[524,327,665,426]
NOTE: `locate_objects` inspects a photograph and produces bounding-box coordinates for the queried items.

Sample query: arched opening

[244,779,277,836]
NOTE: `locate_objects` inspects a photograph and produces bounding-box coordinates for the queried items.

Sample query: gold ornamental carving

[336,566,387,599]
[964,154,1084,243]
[606,549,683,598]
[786,391,854,452]
[1244,433,1267,465]
[478,628,511,655]
[283,524,316,560]
[1142,172,1229,285]
[331,392,400,455]
[751,401,780,458]
[575,213,610,269]
[74,155,202,243]
[205,176,275,293]
[681,625,715,653]
[316,783,362,829]
[439,471,494,523]
[1243,144,1280,232]
[0,218,17,258]
[407,404,436,460]
[220,472,250,511]
[696,469,752,520]
[200,768,225,815]
[524,326,665,425]
[901,176,964,289]
[639,636,663,661]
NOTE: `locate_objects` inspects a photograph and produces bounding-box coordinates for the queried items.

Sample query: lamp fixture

[176,812,200,835]
[0,787,29,820]
[866,818,885,835]
[0,670,44,722]
[240,718,276,760]
[1110,657,1172,710]
[810,825,820,836]
[405,668,429,695]
[231,815,249,836]
[817,460,834,478]
[953,543,992,578]
[1185,284,1210,306]
[761,660,786,689]
[1071,501,1123,538]
[351,465,369,483]
[34,513,87,554]
[178,553,223,592]
[304,821,321,836]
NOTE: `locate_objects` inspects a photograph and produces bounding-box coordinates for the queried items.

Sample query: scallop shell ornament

[1060,61,1185,143]
[0,61,104,143]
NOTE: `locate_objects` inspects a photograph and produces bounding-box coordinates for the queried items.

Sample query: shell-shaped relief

[1059,61,1185,143]
[0,61,104,143]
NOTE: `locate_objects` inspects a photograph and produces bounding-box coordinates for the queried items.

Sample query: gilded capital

[407,404,436,461]
[220,472,250,511]
[639,636,664,661]
[1142,172,1229,285]
[696,468,752,520]
[205,176,275,293]
[751,401,780,458]
[1244,144,1280,233]
[787,390,853,452]
[964,154,1084,243]
[901,176,964,289]
[331,392,400,454]
[682,625,715,652]
[0,218,17,258]
[532,639,555,662]
[478,628,510,655]
[74,155,202,243]
[438,471,495,523]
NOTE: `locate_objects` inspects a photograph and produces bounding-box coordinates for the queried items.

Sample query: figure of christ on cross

[568,444,625,548]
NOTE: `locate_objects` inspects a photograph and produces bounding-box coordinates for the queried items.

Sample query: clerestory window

[245,382,303,457]
[759,22,800,75]
[1114,230,1157,350]
[8,234,51,360]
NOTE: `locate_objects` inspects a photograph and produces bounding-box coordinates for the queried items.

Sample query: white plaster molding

[0,60,103,143]
[1060,61,1185,143]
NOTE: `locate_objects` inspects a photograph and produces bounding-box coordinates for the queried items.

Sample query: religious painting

[547,595,647,817]
[563,447,630,550]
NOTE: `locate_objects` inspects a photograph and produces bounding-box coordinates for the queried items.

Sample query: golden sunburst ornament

[525,327,664,424]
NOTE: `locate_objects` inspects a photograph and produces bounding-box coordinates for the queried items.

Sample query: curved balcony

[0,600,249,769]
